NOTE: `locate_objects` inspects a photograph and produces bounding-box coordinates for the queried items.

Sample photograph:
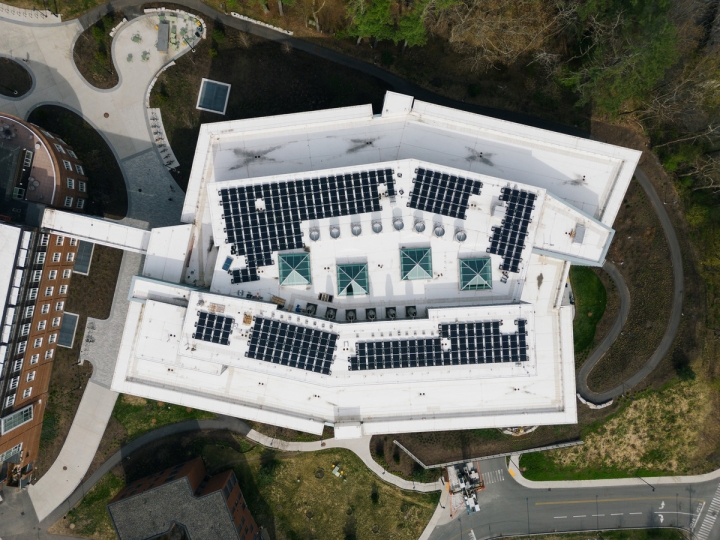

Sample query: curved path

[577,167,684,404]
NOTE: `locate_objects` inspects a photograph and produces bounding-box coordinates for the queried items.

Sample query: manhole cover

[314,468,324,479]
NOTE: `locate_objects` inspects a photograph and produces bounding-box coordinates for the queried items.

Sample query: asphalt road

[429,458,720,540]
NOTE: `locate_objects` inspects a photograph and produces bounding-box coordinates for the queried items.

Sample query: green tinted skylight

[400,248,433,281]
[459,258,492,290]
[278,253,312,286]
[337,263,369,296]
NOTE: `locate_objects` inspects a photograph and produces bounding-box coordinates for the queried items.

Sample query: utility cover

[337,263,369,296]
[459,258,492,290]
[278,253,311,286]
[400,247,433,280]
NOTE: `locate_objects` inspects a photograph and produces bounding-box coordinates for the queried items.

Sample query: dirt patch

[72,11,123,89]
[35,245,124,480]
[247,420,334,443]
[0,57,32,97]
[120,394,147,406]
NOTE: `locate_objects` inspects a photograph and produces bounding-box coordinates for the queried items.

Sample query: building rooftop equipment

[196,78,231,115]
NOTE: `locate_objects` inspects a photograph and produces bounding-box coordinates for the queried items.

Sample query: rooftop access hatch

[459,258,492,290]
[400,247,432,280]
[278,253,312,286]
[337,263,369,296]
[196,78,231,115]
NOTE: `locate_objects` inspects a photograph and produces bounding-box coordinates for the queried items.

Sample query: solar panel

[219,170,389,283]
[246,317,338,375]
[487,188,536,273]
[407,168,482,220]
[348,319,529,370]
[193,311,234,345]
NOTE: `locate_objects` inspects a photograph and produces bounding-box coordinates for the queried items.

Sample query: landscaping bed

[35,245,124,480]
[27,105,128,219]
[73,11,124,89]
[52,429,438,540]
[570,266,608,356]
[0,57,32,97]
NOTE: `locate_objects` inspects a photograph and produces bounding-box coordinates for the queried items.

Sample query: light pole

[636,474,655,491]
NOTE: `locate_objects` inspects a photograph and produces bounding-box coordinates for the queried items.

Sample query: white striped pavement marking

[696,484,720,540]
[482,469,506,485]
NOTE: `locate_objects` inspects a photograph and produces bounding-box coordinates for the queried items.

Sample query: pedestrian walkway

[482,468,505,485]
[0,1,61,25]
[27,381,119,521]
[696,483,720,540]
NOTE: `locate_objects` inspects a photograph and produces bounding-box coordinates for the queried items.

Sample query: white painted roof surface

[182,92,641,228]
[142,224,193,284]
[42,209,151,253]
[0,223,22,333]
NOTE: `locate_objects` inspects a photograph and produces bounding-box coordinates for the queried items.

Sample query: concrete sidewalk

[507,454,720,489]
[27,381,118,522]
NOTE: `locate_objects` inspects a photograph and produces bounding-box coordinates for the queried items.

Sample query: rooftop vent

[366,308,376,321]
[372,221,383,233]
[434,224,445,237]
[305,303,317,316]
[309,228,320,241]
[393,218,404,231]
[330,226,341,239]
[455,229,467,242]
[406,306,417,319]
[414,220,426,233]
[351,223,362,236]
[325,307,337,320]
[386,307,396,320]
[346,309,357,322]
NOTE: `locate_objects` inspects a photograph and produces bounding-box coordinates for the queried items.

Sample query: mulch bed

[0,57,32,97]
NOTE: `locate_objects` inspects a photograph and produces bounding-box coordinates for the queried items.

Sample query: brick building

[0,113,89,219]
[108,457,261,540]
[0,225,78,486]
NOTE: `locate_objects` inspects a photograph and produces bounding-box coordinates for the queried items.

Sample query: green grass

[570,266,608,353]
[112,395,217,440]
[519,450,672,481]
[67,471,124,537]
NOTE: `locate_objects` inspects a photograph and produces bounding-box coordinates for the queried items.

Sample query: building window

[22,388,32,399]
[40,234,49,247]
[37,320,46,331]
[63,269,71,279]
[35,252,46,264]
[78,181,86,193]
[76,198,85,209]
[0,405,33,435]
[20,324,31,336]
[75,164,84,175]
[0,444,22,462]
[48,270,57,280]
[68,149,77,159]
[33,338,43,348]
[30,354,39,365]
[41,304,50,314]
[48,334,57,344]
[52,252,61,262]
[66,252,75,262]
[44,287,54,296]
[28,288,38,301]
[54,143,65,154]
[56,137,67,145]
[27,372,35,382]
[55,301,64,311]
[63,160,72,171]
[4,395,15,408]
[70,238,78,246]
[24,306,35,319]
[9,377,19,390]
[44,349,53,360]
[52,317,61,327]
[63,196,73,207]
[59,285,68,294]
[12,187,25,200]
[13,359,23,371]
[18,341,26,354]
[66,177,75,189]
[55,236,64,246]
[31,270,42,282]
[42,130,54,139]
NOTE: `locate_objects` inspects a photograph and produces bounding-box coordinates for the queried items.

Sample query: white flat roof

[0,224,23,345]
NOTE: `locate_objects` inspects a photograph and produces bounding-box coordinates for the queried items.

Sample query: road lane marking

[592,514,605,517]
[554,516,567,519]
[611,513,623,516]
[573,515,586,518]
[630,512,643,515]
[536,496,703,506]
[482,469,505,485]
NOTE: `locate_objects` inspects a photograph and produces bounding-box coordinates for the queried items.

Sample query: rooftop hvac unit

[366,308,376,321]
[573,225,586,244]
[305,303,317,316]
[406,306,417,319]
[386,307,396,320]
[346,309,357,322]
[325,307,337,320]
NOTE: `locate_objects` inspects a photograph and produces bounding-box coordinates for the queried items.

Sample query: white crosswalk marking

[482,469,505,485]
[696,484,720,540]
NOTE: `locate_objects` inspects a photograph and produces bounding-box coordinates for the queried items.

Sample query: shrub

[209,47,219,59]
[370,482,379,504]
[91,26,105,44]
[212,28,227,43]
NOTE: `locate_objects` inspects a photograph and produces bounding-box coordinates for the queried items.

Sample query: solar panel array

[193,311,234,345]
[246,317,338,375]
[349,319,528,370]
[219,170,389,282]
[408,168,482,219]
[487,188,536,273]
[231,267,259,284]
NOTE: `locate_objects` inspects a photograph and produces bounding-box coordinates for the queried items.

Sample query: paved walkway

[576,166,685,403]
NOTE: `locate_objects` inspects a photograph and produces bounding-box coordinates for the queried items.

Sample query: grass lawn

[52,431,438,540]
[520,379,713,480]
[27,105,128,219]
[72,12,123,89]
[0,57,32,97]
[111,394,217,440]
[570,266,607,354]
